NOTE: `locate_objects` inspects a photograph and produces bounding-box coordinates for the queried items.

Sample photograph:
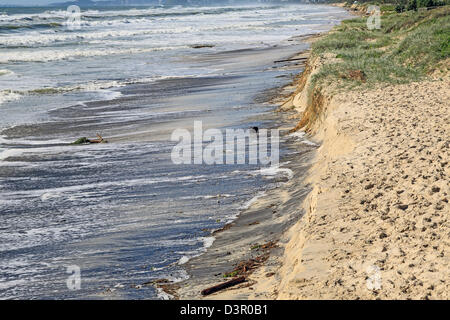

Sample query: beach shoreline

[169,4,360,300]
[166,44,319,300]
[169,34,329,300]
[170,6,357,300]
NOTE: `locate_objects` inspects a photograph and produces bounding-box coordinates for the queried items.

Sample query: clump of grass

[223,270,239,278]
[72,137,89,145]
[380,4,396,12]
[310,6,450,89]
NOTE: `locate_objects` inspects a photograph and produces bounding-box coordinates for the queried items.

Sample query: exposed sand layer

[201,54,449,299]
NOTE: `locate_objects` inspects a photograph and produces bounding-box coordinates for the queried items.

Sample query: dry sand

[196,53,449,300]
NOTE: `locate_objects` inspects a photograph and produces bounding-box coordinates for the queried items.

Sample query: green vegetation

[223,270,240,278]
[72,137,90,144]
[310,6,450,90]
[394,0,449,13]
[343,0,449,12]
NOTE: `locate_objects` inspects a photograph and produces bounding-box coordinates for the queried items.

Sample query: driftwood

[274,57,308,63]
[72,134,107,145]
[201,276,246,296]
[190,44,215,49]
[88,134,106,143]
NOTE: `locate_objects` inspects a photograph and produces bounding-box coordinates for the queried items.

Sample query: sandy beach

[176,7,449,300]
[1,1,446,301]
[274,60,448,300]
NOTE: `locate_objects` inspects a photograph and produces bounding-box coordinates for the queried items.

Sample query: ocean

[0,3,349,299]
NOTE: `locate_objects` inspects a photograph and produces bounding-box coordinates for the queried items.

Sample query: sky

[0,0,57,5]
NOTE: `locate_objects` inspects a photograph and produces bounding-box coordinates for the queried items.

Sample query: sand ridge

[276,75,449,300]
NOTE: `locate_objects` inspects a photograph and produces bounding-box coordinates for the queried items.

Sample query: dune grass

[310,6,450,90]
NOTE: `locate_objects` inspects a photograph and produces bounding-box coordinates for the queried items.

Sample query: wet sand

[172,48,319,299]
[175,129,317,299]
